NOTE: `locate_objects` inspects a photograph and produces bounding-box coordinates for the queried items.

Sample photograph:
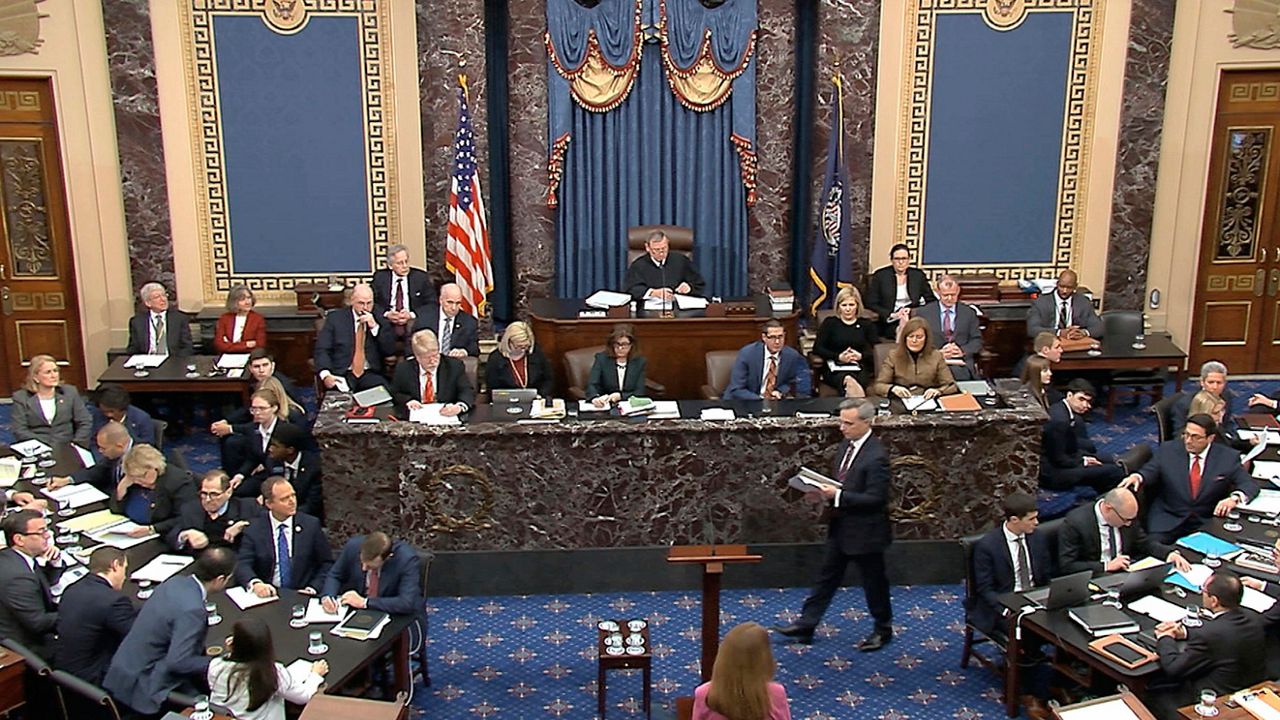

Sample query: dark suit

[391,356,476,416]
[968,526,1052,637]
[71,441,132,493]
[722,342,812,400]
[106,464,197,537]
[372,267,437,315]
[246,450,324,519]
[165,497,263,552]
[322,537,423,617]
[54,574,137,684]
[795,433,893,634]
[90,404,157,446]
[913,300,982,380]
[1171,388,1237,438]
[1057,502,1174,576]
[485,348,555,397]
[228,419,308,491]
[624,252,705,300]
[103,575,210,714]
[126,309,194,356]
[11,386,93,446]
[1136,440,1257,543]
[1151,609,1266,715]
[408,305,480,357]
[585,354,647,400]
[1026,291,1104,338]
[313,308,395,390]
[234,512,333,592]
[1039,400,1123,492]
[0,548,61,659]
[865,266,936,339]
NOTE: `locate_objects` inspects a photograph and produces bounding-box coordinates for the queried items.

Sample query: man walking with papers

[774,398,894,651]
[1149,571,1265,718]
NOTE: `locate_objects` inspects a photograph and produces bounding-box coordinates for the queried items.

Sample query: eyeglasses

[199,490,229,499]
[249,405,274,413]
[891,255,910,261]
[763,333,785,341]
[17,527,49,537]
[1182,432,1207,440]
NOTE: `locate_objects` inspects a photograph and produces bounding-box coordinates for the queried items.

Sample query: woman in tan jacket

[871,317,958,398]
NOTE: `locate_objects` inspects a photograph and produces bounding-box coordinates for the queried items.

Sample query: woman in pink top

[692,622,791,720]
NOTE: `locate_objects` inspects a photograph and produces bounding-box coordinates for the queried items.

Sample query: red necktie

[943,308,954,342]
[422,373,435,403]
[367,568,380,598]
[1189,455,1202,497]
[394,279,405,312]
[764,356,778,396]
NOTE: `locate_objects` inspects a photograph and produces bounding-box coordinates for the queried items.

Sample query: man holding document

[774,399,894,651]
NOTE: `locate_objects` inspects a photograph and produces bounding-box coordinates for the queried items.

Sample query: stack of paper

[123,354,167,369]
[408,404,462,426]
[699,408,735,421]
[216,354,249,369]
[50,566,88,600]
[1166,563,1213,592]
[788,467,842,493]
[530,398,567,419]
[304,598,347,624]
[584,290,631,309]
[902,396,938,412]
[41,483,109,510]
[648,401,680,419]
[1243,586,1278,613]
[826,360,860,373]
[1241,489,1280,517]
[0,457,21,487]
[674,294,708,310]
[57,509,128,534]
[130,554,194,583]
[1127,594,1185,623]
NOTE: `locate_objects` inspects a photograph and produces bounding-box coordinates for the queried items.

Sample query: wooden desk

[97,355,253,407]
[529,297,799,399]
[1176,681,1280,719]
[1055,333,1188,390]
[300,694,408,720]
[194,306,323,387]
[0,647,24,716]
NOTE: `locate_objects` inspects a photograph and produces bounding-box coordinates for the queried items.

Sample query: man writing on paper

[321,531,422,617]
[774,399,893,651]
[1057,487,1189,576]
[391,329,474,418]
[624,230,705,301]
[913,275,982,381]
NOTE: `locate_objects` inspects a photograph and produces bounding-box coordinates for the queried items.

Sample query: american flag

[445,76,492,317]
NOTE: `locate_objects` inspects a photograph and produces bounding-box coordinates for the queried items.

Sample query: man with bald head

[313,283,394,392]
[1026,269,1103,340]
[48,420,134,492]
[913,275,983,380]
[1058,487,1189,576]
[408,283,479,358]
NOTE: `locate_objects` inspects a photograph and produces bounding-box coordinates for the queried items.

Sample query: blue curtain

[547,0,755,299]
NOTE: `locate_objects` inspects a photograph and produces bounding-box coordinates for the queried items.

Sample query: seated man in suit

[321,531,423,618]
[236,476,333,598]
[263,423,324,519]
[49,420,133,491]
[1011,331,1064,380]
[1240,540,1280,677]
[126,281,193,356]
[1121,414,1258,544]
[913,274,982,381]
[54,546,136,685]
[314,283,395,393]
[91,383,157,445]
[1039,379,1126,493]
[391,328,475,418]
[0,509,64,659]
[103,548,236,715]
[723,319,812,400]
[373,243,437,336]
[1171,361,1236,437]
[1058,487,1188,576]
[1149,571,1265,718]
[168,469,262,553]
[408,283,480,358]
[968,492,1052,641]
[1025,269,1103,340]
[623,229,706,301]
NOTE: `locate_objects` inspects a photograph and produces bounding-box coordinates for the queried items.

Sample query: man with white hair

[1172,360,1235,437]
[126,282,192,356]
[372,244,436,336]
[913,275,983,380]
[314,283,394,392]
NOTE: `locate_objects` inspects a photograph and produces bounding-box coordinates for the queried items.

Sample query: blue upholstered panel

[922,12,1072,265]
[213,15,371,274]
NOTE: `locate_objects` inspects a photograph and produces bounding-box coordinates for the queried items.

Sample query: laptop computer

[1094,562,1171,599]
[1022,570,1093,610]
[492,388,538,404]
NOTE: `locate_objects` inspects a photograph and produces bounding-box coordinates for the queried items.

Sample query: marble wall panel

[746,0,795,293]
[102,0,174,294]
[1105,0,1176,310]
[507,8,556,310]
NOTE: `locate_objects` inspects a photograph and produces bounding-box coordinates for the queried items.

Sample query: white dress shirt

[232,314,246,343]
[1003,524,1034,592]
[268,514,294,587]
[1094,501,1119,562]
[832,430,872,507]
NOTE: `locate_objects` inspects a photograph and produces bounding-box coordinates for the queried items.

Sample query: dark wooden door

[0,78,84,391]
[1192,70,1280,373]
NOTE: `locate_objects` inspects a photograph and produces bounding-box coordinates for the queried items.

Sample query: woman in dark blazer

[11,354,92,446]
[213,284,267,354]
[812,286,877,396]
[865,243,936,340]
[585,324,647,407]
[485,321,554,397]
[107,444,196,538]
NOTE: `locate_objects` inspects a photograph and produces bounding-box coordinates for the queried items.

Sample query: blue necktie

[276,524,292,588]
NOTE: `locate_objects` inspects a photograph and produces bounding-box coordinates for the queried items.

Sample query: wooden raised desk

[529,297,799,399]
[96,355,253,407]
[1054,333,1188,390]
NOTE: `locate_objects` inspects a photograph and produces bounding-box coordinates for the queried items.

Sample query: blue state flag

[808,77,855,315]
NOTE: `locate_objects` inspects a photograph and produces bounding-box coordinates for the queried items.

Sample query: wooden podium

[666,544,762,680]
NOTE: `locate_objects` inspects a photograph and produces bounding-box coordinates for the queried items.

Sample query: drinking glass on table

[191,694,213,720]
[1195,689,1219,717]
[205,602,221,626]
[1184,604,1203,628]
[56,498,73,518]
[1204,552,1222,569]
[137,579,153,599]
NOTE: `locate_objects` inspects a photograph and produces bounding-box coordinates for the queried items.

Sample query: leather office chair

[1101,311,1164,421]
[152,419,168,450]
[1151,392,1184,444]
[701,350,738,400]
[51,669,123,720]
[416,546,435,687]
[462,356,479,400]
[2,639,58,719]
[564,346,605,400]
[626,224,694,265]
[959,530,1005,675]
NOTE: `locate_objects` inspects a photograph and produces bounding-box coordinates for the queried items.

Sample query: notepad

[227,585,279,610]
[408,404,461,426]
[584,290,631,309]
[1127,594,1185,623]
[41,483,108,509]
[216,354,249,369]
[303,598,347,624]
[9,439,50,458]
[123,354,167,369]
[57,509,128,534]
[131,554,194,583]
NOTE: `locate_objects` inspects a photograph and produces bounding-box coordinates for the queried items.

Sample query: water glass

[205,602,221,626]
[56,499,74,518]
[1204,552,1222,569]
[290,603,307,628]
[1195,689,1219,717]
[308,630,327,655]
[1104,588,1121,609]
[137,579,153,599]
[1132,333,1146,350]
[1184,604,1203,628]
[191,695,213,720]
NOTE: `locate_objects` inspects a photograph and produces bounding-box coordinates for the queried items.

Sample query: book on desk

[1069,604,1140,637]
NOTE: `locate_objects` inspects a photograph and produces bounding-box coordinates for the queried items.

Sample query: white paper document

[216,354,250,369]
[1253,460,1280,482]
[699,408,736,421]
[9,439,50,458]
[408,404,462,426]
[70,443,95,469]
[643,296,673,311]
[131,554,194,583]
[1057,697,1145,720]
[123,354,167,369]
[41,483,109,509]
[1127,594,1186,623]
[648,401,680,419]
[50,566,88,599]
[1244,439,1270,465]
[227,585,279,610]
[584,290,632,309]
[0,457,21,488]
[304,598,347,624]
[674,294,707,310]
[902,396,938,412]
[826,360,860,373]
[1243,586,1278,613]
[86,526,158,550]
[788,467,842,493]
[1241,489,1280,517]
[1169,563,1213,591]
[578,400,611,413]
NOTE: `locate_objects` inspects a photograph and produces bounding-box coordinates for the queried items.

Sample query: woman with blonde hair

[870,316,957,399]
[485,321,554,397]
[1190,389,1252,452]
[693,622,790,720]
[258,376,305,425]
[12,354,92,445]
[812,286,876,397]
